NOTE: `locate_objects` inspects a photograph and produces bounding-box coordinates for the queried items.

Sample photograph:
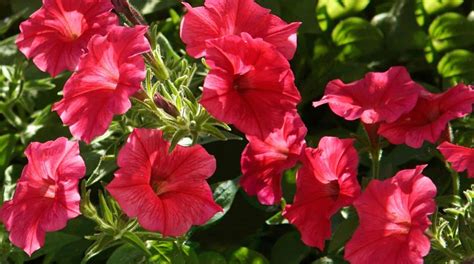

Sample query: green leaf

[10,0,42,17]
[82,235,122,264]
[148,241,198,264]
[326,0,370,19]
[198,251,227,264]
[205,179,239,226]
[437,49,474,84]
[2,164,22,203]
[121,232,151,257]
[372,0,427,53]
[30,232,82,260]
[228,247,269,264]
[313,257,335,264]
[429,12,474,52]
[85,155,117,187]
[332,17,383,60]
[422,0,464,15]
[270,232,310,264]
[327,210,359,254]
[0,134,17,175]
[107,244,146,264]
[0,36,18,65]
[265,211,288,226]
[436,195,462,208]
[130,0,179,15]
[0,10,26,35]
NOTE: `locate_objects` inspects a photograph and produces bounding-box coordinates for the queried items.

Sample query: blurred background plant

[0,0,473,263]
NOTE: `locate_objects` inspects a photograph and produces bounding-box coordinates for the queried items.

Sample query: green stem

[449,166,460,195]
[370,147,381,180]
[363,123,382,179]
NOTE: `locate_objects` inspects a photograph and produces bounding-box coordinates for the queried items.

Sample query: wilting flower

[200,33,301,138]
[438,142,474,178]
[107,129,222,236]
[16,0,118,77]
[378,84,474,148]
[344,165,436,264]
[313,66,422,124]
[283,137,360,250]
[240,112,307,205]
[0,138,85,256]
[53,25,150,143]
[180,0,301,59]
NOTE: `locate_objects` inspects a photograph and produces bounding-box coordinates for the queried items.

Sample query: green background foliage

[0,0,473,263]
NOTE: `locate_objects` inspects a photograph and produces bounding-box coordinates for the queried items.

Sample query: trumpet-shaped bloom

[240,112,307,205]
[200,34,301,138]
[313,67,422,124]
[438,142,474,178]
[180,0,301,60]
[344,165,436,264]
[0,138,85,256]
[53,25,150,143]
[16,0,118,77]
[107,129,222,236]
[283,137,360,250]
[378,84,474,148]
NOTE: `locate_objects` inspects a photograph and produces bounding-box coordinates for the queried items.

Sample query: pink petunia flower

[106,128,222,236]
[0,138,85,256]
[344,165,436,264]
[200,33,301,138]
[16,0,118,77]
[438,141,474,178]
[240,112,307,205]
[283,137,360,250]
[53,25,150,143]
[378,84,474,149]
[180,0,301,60]
[313,66,423,124]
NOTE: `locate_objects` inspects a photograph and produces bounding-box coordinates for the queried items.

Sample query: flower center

[39,181,58,199]
[151,179,170,196]
[233,75,245,91]
[324,180,340,200]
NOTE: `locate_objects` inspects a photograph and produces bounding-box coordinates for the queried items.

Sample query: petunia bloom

[180,0,301,60]
[53,25,150,143]
[107,128,222,236]
[240,112,307,205]
[378,84,474,148]
[313,66,423,124]
[200,33,301,138]
[16,0,118,77]
[438,141,474,178]
[0,138,85,256]
[344,165,436,264]
[283,137,360,250]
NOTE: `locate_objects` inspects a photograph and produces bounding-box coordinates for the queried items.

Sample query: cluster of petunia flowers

[1,0,474,263]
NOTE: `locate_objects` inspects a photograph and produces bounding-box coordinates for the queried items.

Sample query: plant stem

[370,147,381,180]
[363,123,382,179]
[449,167,460,195]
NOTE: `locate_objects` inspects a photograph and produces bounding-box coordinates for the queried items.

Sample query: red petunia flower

[53,25,150,143]
[16,0,118,77]
[313,67,423,124]
[283,137,360,250]
[344,165,436,264]
[107,128,222,236]
[200,33,301,138]
[180,0,301,60]
[438,142,474,178]
[240,112,307,205]
[0,138,85,256]
[378,84,474,148]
